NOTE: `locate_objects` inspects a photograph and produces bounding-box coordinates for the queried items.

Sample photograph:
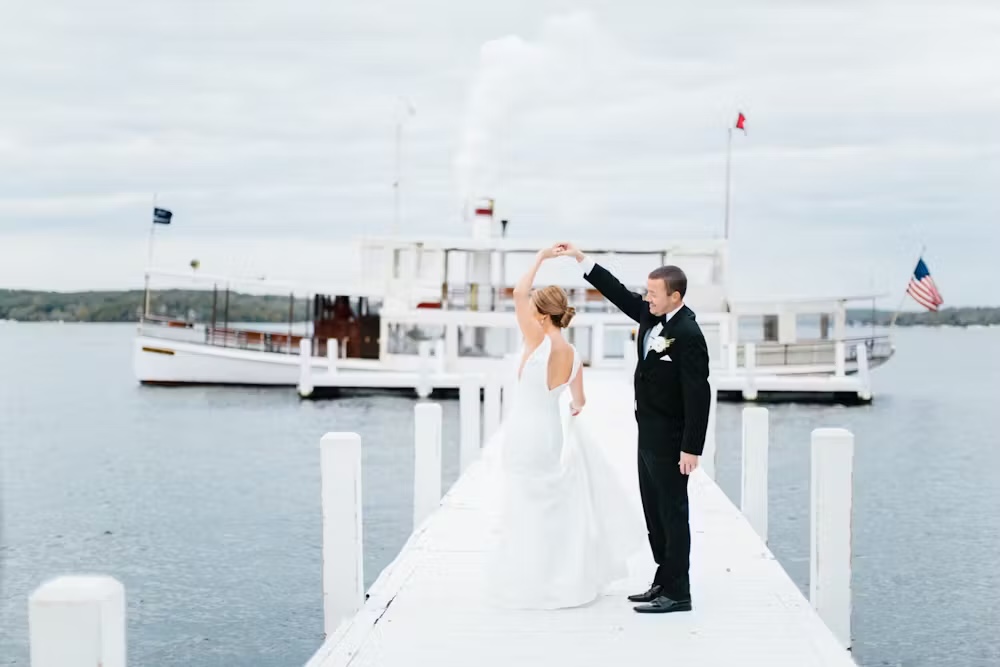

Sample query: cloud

[0,0,997,304]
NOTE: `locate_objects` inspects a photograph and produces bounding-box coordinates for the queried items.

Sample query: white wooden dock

[24,369,860,667]
[306,370,859,667]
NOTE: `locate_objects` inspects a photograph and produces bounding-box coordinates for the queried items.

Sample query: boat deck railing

[742,335,892,368]
[140,318,306,355]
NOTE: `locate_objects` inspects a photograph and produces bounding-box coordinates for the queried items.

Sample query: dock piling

[413,403,443,529]
[320,432,364,637]
[810,427,854,650]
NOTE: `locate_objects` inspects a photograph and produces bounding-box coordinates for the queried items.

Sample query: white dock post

[416,341,432,399]
[741,407,769,543]
[591,322,606,367]
[413,403,443,529]
[834,341,846,377]
[856,342,871,401]
[727,342,738,375]
[700,379,718,480]
[810,427,854,651]
[29,575,126,667]
[444,324,459,366]
[299,338,313,398]
[326,340,338,375]
[434,338,446,374]
[484,373,502,440]
[320,432,364,637]
[459,376,481,473]
[742,342,758,400]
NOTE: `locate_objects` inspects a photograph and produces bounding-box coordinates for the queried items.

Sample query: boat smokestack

[471,197,497,240]
[467,196,497,314]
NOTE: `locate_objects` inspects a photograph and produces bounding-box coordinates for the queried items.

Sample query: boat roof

[144,268,385,298]
[355,234,727,255]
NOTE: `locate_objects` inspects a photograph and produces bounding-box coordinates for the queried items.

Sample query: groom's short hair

[648,265,687,297]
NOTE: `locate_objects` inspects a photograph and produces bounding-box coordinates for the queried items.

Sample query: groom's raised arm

[576,255,644,323]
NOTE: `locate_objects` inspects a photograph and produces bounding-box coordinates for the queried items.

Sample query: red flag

[735,112,746,133]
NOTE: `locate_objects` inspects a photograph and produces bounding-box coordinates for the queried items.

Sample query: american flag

[906,258,944,311]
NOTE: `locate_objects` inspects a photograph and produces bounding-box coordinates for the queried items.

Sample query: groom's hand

[679,452,699,475]
[553,242,584,261]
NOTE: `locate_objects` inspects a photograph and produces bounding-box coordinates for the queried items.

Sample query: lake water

[1,323,998,666]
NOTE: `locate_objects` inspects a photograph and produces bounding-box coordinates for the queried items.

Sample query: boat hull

[134,334,887,390]
[134,336,317,386]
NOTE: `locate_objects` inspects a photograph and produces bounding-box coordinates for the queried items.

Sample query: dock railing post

[459,375,481,473]
[326,339,338,375]
[834,341,846,377]
[701,379,718,480]
[434,338,446,374]
[444,324,459,366]
[743,342,758,400]
[320,432,364,637]
[484,373,502,441]
[299,338,313,398]
[413,403,443,529]
[416,341,432,398]
[810,427,854,651]
[741,406,769,543]
[855,342,871,401]
[28,575,126,667]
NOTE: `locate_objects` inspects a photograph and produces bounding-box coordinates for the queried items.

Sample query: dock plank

[308,370,857,667]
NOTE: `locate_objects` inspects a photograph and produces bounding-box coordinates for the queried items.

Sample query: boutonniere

[649,336,675,353]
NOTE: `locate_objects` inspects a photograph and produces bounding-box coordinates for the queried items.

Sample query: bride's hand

[536,247,557,261]
[570,402,582,416]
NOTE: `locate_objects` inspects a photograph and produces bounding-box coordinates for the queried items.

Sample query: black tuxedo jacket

[584,262,711,456]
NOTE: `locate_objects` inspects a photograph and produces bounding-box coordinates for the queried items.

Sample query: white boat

[134,202,893,403]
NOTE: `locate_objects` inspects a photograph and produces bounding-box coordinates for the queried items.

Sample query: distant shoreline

[0,288,310,324]
[1,289,998,327]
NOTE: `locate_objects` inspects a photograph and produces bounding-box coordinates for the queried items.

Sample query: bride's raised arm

[512,248,554,350]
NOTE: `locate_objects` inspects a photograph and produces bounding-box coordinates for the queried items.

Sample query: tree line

[846,306,999,327]
[0,289,310,323]
[1,289,997,326]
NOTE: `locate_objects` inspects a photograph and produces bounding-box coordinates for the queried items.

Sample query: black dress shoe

[627,584,663,603]
[633,594,692,614]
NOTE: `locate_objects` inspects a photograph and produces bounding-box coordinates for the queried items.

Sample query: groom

[555,242,711,614]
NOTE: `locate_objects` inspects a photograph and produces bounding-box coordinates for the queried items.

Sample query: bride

[484,246,645,609]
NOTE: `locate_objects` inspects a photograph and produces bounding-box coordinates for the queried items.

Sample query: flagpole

[392,116,401,236]
[147,193,159,268]
[391,97,415,237]
[724,127,733,240]
[143,194,158,319]
[889,244,926,328]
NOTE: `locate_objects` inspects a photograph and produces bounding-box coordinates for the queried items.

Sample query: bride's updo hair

[531,285,576,329]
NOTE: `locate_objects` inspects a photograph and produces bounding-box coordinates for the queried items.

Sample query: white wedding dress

[483,335,646,609]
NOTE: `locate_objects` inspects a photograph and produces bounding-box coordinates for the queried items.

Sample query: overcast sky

[0,0,996,306]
